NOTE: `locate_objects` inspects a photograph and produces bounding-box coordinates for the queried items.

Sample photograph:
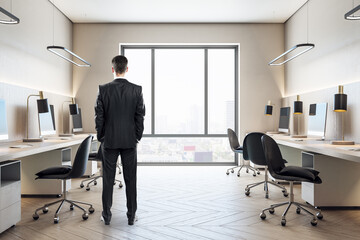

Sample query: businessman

[95,55,145,226]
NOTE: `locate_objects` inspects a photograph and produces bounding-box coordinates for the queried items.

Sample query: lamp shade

[69,103,79,115]
[265,105,273,115]
[37,99,49,113]
[294,95,303,114]
[334,94,347,112]
[334,85,347,112]
[294,101,303,114]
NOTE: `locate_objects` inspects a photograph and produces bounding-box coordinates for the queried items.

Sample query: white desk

[0,134,93,233]
[270,134,360,207]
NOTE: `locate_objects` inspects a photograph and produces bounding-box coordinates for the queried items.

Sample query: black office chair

[243,132,288,198]
[259,135,323,226]
[32,135,95,224]
[80,149,123,191]
[226,129,260,177]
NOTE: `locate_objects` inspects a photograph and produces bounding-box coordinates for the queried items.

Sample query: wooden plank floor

[2,166,360,240]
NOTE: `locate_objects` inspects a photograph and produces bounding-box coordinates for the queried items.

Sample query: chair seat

[35,166,72,180]
[274,166,322,184]
[88,152,101,161]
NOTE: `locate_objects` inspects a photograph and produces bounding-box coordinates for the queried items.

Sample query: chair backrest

[243,132,266,165]
[261,134,286,177]
[68,135,93,178]
[227,128,241,152]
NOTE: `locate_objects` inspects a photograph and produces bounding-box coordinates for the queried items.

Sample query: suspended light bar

[0,7,19,24]
[268,43,315,66]
[345,5,360,20]
[47,46,91,67]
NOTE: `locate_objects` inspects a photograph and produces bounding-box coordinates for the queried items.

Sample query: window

[122,45,238,164]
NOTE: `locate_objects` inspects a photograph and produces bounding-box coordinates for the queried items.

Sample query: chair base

[80,161,123,190]
[260,181,323,226]
[245,167,288,198]
[33,180,95,223]
[226,161,260,177]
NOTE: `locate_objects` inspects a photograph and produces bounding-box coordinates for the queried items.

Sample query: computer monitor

[307,103,327,139]
[38,103,56,136]
[0,99,9,140]
[278,107,291,133]
[72,108,83,133]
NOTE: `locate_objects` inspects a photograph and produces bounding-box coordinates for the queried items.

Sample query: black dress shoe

[128,215,138,225]
[101,215,110,225]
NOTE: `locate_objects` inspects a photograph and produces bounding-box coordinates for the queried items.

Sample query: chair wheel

[226,172,229,175]
[94,181,97,186]
[260,212,266,220]
[269,208,275,214]
[89,207,95,214]
[54,216,59,224]
[113,182,116,185]
[282,189,286,193]
[70,205,74,211]
[281,219,286,226]
[246,169,249,173]
[245,191,250,196]
[265,193,269,199]
[316,212,323,220]
[231,170,234,173]
[253,173,256,177]
[42,207,48,214]
[82,213,89,220]
[296,207,301,214]
[86,187,90,191]
[80,183,84,188]
[32,214,39,220]
[119,183,123,188]
[283,192,289,197]
[237,173,240,177]
[311,219,317,226]
[257,171,260,175]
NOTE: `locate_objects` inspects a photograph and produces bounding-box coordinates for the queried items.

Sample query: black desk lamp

[331,85,354,145]
[59,98,79,137]
[292,95,307,138]
[23,91,49,142]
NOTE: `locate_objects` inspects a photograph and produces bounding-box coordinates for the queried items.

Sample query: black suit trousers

[102,146,137,222]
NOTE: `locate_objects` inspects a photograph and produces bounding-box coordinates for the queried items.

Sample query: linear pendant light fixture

[47,46,91,67]
[47,1,91,67]
[345,1,360,20]
[269,0,314,66]
[0,0,20,24]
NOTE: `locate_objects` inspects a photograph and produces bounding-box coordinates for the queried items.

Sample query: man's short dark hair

[112,55,128,74]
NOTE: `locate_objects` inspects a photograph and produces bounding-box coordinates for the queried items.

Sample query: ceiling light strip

[268,43,315,66]
[47,46,91,67]
[0,7,19,24]
[345,5,360,20]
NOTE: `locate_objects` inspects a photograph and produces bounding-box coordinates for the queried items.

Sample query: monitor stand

[59,133,74,137]
[291,135,307,138]
[331,140,355,145]
[23,137,43,142]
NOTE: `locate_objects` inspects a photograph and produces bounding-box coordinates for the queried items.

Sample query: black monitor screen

[72,108,83,132]
[0,99,8,140]
[278,107,290,133]
[50,105,56,131]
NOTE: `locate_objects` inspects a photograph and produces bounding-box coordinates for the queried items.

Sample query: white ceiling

[52,0,308,24]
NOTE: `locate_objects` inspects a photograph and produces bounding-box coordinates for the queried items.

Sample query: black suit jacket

[95,78,145,149]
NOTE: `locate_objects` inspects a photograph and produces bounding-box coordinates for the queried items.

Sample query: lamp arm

[26,94,40,139]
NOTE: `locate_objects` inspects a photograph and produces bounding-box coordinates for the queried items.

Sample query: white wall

[73,23,285,140]
[0,0,73,96]
[285,0,360,96]
[0,0,73,140]
[284,0,360,142]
